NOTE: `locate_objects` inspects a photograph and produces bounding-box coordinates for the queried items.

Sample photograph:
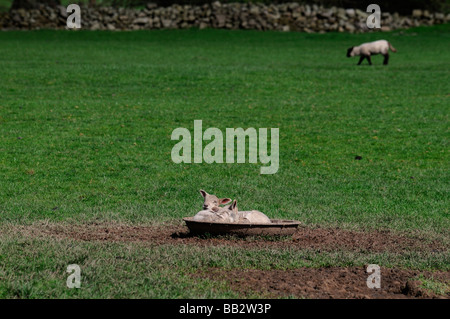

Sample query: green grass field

[0,25,449,298]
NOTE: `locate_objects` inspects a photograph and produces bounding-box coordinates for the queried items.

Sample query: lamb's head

[347,47,354,57]
[230,199,238,214]
[215,199,239,222]
[199,189,231,212]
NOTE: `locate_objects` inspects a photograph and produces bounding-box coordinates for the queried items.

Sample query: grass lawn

[0,25,448,298]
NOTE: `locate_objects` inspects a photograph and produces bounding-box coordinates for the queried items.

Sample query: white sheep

[199,189,231,211]
[193,189,232,222]
[224,199,272,224]
[194,190,272,224]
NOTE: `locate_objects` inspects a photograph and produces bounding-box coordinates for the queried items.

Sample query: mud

[14,222,447,253]
[195,267,450,299]
[8,222,449,299]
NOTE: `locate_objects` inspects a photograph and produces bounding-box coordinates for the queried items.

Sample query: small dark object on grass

[355,155,363,160]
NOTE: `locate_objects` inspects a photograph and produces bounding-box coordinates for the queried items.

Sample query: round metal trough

[183,217,301,237]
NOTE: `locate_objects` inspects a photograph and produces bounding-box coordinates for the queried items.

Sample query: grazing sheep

[347,40,397,65]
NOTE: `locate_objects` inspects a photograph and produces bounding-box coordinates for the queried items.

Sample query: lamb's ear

[219,198,232,205]
[231,200,237,210]
[199,190,207,198]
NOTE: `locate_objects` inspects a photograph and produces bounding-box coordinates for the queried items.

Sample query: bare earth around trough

[12,222,450,299]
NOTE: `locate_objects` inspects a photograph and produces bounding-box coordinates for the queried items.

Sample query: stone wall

[1,1,449,32]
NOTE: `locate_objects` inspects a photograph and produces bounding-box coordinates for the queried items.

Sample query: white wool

[350,40,390,57]
[239,210,271,224]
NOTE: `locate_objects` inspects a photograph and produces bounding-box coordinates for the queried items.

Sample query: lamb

[347,40,397,65]
[239,213,271,224]
[193,190,272,224]
[192,209,230,222]
[219,199,239,223]
[240,210,272,224]
[227,200,272,224]
[192,201,236,223]
[199,189,231,212]
[192,190,232,222]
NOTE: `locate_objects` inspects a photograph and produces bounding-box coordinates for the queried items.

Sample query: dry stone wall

[1,2,449,32]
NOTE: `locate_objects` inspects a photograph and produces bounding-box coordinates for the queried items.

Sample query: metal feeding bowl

[183,217,301,237]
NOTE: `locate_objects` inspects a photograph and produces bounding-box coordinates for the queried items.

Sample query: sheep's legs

[357,55,372,65]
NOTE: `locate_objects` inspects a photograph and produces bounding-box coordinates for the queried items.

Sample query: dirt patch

[7,222,449,299]
[290,226,446,253]
[194,266,450,299]
[10,222,447,253]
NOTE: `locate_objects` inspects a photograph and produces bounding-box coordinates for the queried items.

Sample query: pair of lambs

[193,190,272,224]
